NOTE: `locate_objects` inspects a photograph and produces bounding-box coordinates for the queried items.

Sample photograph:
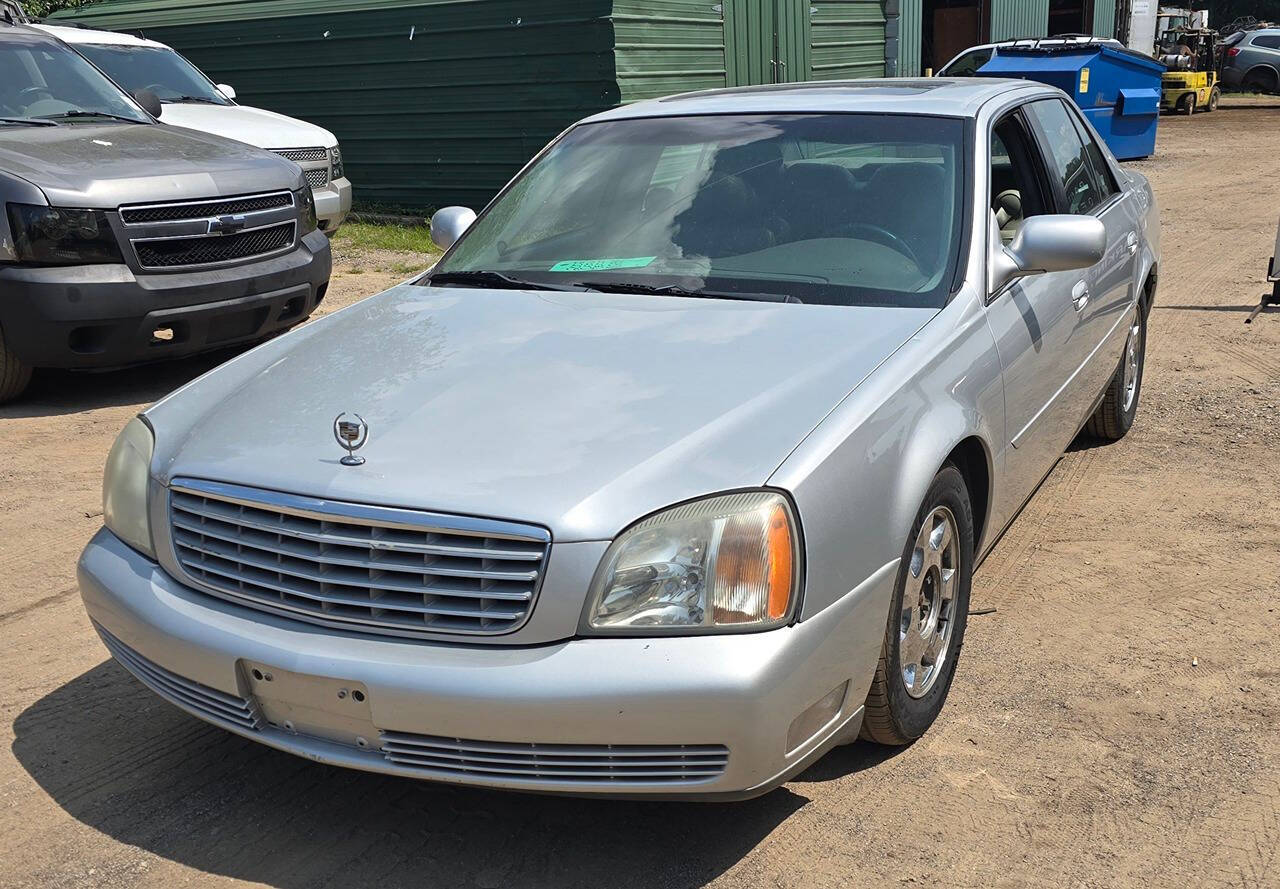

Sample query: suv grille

[273,147,328,162]
[120,191,293,225]
[305,168,329,189]
[135,222,295,268]
[167,479,550,639]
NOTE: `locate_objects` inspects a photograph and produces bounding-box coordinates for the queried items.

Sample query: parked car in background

[1220,28,1280,93]
[0,22,330,402]
[79,78,1158,799]
[35,23,351,234]
[938,36,1124,76]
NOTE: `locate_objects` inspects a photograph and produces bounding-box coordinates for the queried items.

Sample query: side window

[1252,34,1280,49]
[944,48,993,77]
[1066,108,1119,200]
[1025,99,1105,215]
[990,112,1051,243]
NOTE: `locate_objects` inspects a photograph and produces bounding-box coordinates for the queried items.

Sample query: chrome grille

[120,191,293,225]
[273,147,328,162]
[167,479,550,639]
[305,168,329,189]
[94,622,261,732]
[135,221,295,269]
[380,731,730,784]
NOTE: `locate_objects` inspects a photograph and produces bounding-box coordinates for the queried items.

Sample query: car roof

[583,78,1052,123]
[32,22,167,49]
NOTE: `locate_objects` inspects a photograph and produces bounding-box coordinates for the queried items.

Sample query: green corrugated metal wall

[898,0,921,76]
[54,0,888,210]
[989,0,1050,41]
[810,0,886,80]
[1092,0,1116,38]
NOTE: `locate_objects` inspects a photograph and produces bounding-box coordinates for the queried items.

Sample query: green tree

[22,0,100,19]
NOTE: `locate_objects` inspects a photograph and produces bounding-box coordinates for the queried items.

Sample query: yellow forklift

[1158,27,1222,114]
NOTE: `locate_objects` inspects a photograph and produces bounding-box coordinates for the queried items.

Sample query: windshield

[0,37,150,123]
[431,113,965,307]
[75,43,231,105]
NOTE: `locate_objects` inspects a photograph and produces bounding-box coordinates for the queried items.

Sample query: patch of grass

[333,222,440,256]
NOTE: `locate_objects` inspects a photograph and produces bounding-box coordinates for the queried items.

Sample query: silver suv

[0,23,330,402]
[1222,28,1280,93]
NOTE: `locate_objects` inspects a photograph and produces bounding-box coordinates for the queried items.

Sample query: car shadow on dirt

[0,351,241,420]
[12,660,894,887]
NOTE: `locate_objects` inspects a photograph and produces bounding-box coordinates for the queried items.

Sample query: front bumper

[314,177,352,235]
[78,528,895,799]
[0,230,331,370]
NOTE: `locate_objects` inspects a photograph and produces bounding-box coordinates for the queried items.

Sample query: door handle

[1126,231,1138,255]
[1071,280,1090,312]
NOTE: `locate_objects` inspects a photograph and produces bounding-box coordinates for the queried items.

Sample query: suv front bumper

[0,229,331,370]
[314,177,352,235]
[78,528,893,799]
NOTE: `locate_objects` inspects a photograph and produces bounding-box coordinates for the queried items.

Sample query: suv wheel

[0,325,33,404]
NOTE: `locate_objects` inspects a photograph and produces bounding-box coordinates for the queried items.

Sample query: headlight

[103,417,155,559]
[7,204,123,265]
[329,145,344,180]
[584,491,800,634]
[295,187,318,234]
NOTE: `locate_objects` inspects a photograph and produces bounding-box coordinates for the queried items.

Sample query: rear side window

[1252,34,1280,49]
[1024,99,1108,215]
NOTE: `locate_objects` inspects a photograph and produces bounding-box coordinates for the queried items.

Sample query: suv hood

[148,285,935,541]
[159,103,337,150]
[0,122,302,208]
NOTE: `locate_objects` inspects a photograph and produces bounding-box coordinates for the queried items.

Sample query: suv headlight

[295,187,318,234]
[583,491,800,634]
[7,204,123,265]
[330,145,344,180]
[103,417,155,559]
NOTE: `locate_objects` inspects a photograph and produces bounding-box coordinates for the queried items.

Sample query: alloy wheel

[899,505,960,698]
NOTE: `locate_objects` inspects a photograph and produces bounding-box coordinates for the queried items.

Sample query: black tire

[0,324,33,404]
[1086,302,1147,441]
[1208,87,1221,111]
[861,465,974,746]
[1180,92,1196,115]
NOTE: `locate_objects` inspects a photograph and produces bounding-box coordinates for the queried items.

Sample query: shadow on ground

[0,349,242,420]
[13,661,895,888]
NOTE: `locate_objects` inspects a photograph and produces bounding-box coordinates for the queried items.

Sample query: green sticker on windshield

[548,257,656,272]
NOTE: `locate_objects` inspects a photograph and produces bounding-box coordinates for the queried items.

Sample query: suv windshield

[0,36,150,124]
[74,43,231,105]
[431,113,965,307]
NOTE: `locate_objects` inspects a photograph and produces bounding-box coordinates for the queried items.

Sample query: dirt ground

[2,101,1279,889]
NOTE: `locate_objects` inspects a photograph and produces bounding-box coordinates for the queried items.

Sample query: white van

[37,23,352,234]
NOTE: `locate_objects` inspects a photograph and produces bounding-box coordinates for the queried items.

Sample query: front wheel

[1208,87,1221,111]
[1180,92,1196,115]
[861,465,974,745]
[1086,302,1147,441]
[0,324,33,404]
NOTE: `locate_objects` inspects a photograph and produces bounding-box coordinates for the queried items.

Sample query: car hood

[159,103,337,150]
[148,285,936,541]
[0,122,302,208]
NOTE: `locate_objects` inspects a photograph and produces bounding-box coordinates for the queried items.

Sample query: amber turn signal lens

[711,500,795,624]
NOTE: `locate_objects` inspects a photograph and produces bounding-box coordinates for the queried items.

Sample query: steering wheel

[17,86,53,106]
[840,222,924,270]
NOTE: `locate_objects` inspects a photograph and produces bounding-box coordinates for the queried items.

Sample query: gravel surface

[1,102,1278,889]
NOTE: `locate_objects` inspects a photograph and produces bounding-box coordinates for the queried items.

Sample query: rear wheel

[1086,303,1147,441]
[861,465,974,745]
[0,325,33,404]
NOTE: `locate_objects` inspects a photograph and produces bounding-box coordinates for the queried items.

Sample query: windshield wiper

[425,270,578,292]
[164,95,221,104]
[577,280,799,303]
[0,117,58,127]
[39,110,146,124]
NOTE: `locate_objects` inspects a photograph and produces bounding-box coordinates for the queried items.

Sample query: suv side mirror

[990,213,1106,293]
[133,88,162,119]
[215,84,236,101]
[430,206,477,250]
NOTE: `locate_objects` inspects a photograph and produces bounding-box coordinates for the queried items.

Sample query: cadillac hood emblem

[332,412,369,466]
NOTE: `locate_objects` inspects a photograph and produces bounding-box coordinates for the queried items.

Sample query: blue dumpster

[977,45,1165,160]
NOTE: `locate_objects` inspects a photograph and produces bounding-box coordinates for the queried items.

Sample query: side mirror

[430,206,477,250]
[215,83,237,101]
[133,88,162,119]
[990,213,1106,293]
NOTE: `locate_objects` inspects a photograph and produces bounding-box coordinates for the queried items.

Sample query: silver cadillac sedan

[79,79,1158,799]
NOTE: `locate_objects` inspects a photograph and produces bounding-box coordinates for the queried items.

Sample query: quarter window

[1251,34,1280,48]
[1025,99,1106,215]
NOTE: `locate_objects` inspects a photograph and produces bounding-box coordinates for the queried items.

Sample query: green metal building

[52,0,890,210]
